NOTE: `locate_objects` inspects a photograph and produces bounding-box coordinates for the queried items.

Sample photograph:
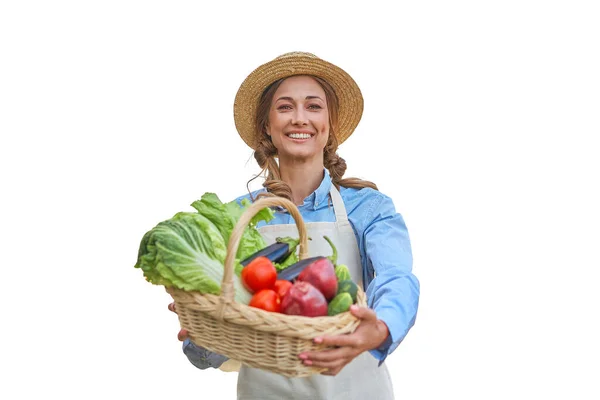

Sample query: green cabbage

[135,193,274,304]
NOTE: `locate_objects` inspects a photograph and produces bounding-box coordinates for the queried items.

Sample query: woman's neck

[278,158,325,206]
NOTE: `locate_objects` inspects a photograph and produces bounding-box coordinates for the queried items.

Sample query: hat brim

[233,52,364,150]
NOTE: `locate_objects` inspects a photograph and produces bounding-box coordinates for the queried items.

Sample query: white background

[1,1,599,399]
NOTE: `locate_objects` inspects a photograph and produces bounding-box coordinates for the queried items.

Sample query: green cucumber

[336,279,358,303]
[328,293,353,316]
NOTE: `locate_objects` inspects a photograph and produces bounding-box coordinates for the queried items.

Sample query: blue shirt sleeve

[359,192,420,363]
[182,339,229,370]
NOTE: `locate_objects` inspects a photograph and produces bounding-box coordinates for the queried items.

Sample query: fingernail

[350,305,358,312]
[313,337,322,344]
[303,360,313,366]
[298,354,307,360]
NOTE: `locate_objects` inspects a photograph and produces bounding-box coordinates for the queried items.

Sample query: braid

[323,134,378,191]
[247,134,294,202]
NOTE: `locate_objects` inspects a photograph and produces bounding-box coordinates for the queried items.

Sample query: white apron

[236,186,395,400]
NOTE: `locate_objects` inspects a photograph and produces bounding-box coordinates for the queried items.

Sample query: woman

[169,52,420,400]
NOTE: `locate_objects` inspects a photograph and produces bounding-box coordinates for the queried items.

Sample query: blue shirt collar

[300,168,332,210]
[259,168,332,211]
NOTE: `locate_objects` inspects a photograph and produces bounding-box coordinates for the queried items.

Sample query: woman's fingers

[177,329,188,341]
[169,303,187,341]
[300,346,352,363]
[306,357,347,370]
[299,347,358,376]
[301,310,385,375]
[313,333,363,349]
[168,302,187,341]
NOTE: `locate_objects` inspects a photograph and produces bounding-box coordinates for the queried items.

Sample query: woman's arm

[182,338,229,370]
[299,191,420,374]
[361,193,420,362]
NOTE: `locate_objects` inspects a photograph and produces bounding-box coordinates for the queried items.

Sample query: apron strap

[329,185,351,228]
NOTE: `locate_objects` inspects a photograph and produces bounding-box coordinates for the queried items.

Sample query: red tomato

[241,256,277,293]
[273,280,292,299]
[249,289,281,313]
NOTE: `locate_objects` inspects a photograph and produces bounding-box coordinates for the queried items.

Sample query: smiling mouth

[286,132,314,140]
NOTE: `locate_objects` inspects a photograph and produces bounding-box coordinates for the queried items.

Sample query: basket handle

[220,196,309,305]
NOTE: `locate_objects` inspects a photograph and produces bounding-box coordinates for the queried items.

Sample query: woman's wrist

[375,320,390,349]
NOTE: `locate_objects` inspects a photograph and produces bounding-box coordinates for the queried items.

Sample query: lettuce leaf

[191,194,274,271]
[273,237,300,272]
[135,193,274,304]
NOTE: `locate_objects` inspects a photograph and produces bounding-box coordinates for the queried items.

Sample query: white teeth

[288,133,312,139]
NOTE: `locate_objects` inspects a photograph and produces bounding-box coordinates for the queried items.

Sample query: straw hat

[233,52,364,150]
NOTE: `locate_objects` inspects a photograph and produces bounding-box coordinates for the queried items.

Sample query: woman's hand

[298,305,389,376]
[168,302,189,341]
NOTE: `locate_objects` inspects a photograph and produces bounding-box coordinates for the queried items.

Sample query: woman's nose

[291,108,308,126]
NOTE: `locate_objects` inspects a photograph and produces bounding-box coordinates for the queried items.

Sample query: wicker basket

[166,196,366,378]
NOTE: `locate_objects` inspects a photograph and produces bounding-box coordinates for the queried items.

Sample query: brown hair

[248,75,377,201]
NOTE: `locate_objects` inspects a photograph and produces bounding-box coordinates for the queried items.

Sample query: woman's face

[267,75,330,161]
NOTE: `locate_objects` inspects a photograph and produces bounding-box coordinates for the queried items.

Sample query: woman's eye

[278,104,292,110]
[308,104,322,110]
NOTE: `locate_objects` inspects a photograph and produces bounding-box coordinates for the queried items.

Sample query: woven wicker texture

[167,196,366,377]
[233,52,364,150]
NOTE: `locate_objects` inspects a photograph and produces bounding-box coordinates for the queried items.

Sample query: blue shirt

[182,169,420,365]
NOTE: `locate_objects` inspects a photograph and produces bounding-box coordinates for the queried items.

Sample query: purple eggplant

[241,241,292,267]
